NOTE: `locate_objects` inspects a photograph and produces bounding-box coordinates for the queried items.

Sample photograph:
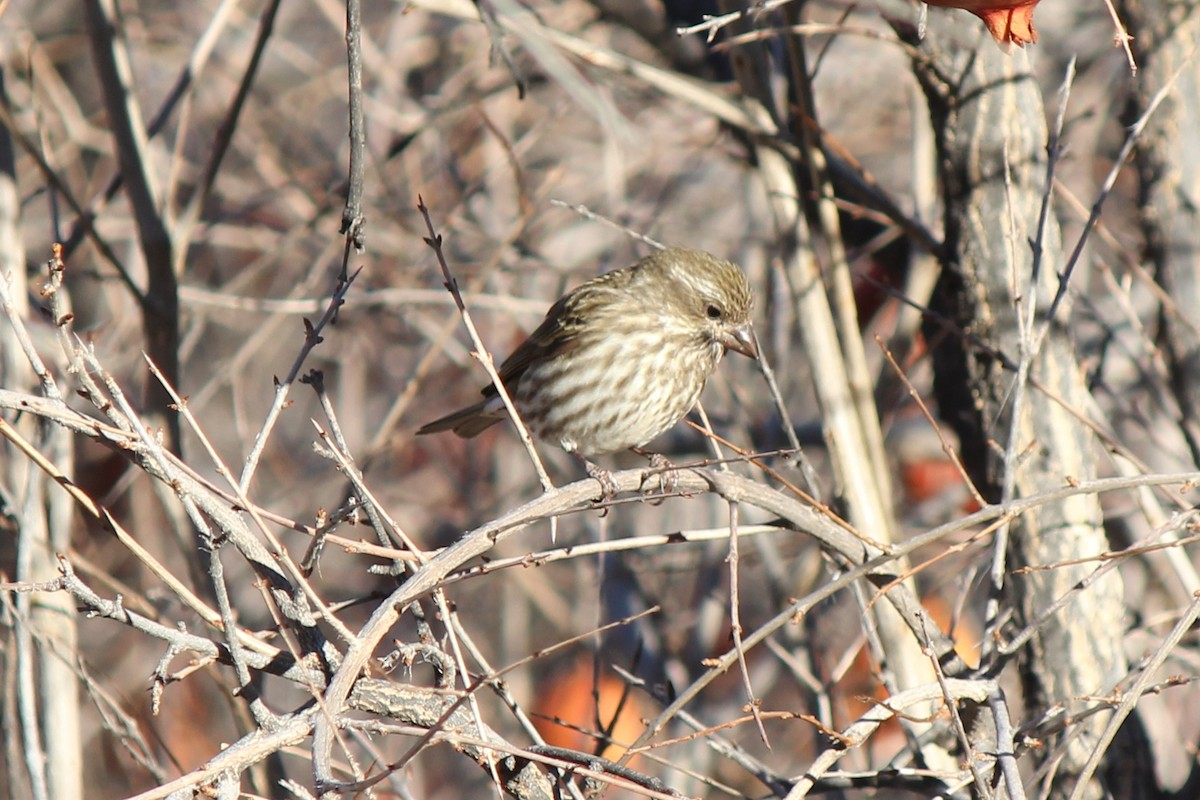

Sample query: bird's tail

[416,401,504,439]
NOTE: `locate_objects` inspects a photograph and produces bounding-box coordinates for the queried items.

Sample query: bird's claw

[638,452,677,503]
[585,461,619,508]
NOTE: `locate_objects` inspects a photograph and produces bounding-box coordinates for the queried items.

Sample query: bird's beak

[721,324,759,360]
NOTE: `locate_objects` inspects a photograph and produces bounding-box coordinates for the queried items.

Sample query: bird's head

[650,248,758,361]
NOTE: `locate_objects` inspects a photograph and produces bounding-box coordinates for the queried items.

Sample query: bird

[417,247,757,493]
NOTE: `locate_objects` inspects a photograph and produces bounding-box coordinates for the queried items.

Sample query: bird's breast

[513,330,717,456]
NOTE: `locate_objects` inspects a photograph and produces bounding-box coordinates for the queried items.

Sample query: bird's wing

[482,293,582,399]
[483,265,638,398]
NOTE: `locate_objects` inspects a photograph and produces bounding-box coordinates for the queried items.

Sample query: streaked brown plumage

[417,247,757,466]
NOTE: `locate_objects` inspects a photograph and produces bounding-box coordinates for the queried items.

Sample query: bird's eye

[706,304,723,320]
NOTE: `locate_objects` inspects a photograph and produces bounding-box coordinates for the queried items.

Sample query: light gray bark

[1123,0,1200,465]
[900,21,1138,800]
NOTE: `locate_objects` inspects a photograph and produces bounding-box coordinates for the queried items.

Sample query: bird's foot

[635,450,678,502]
[581,458,619,508]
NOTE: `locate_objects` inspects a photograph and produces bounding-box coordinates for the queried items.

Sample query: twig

[1033,61,1186,360]
[0,412,280,661]
[876,334,986,509]
[60,0,241,261]
[0,246,66,401]
[340,0,367,251]
[675,0,799,38]
[417,197,555,494]
[84,0,181,449]
[548,199,665,250]
[305,371,414,571]
[725,500,770,745]
[1099,0,1137,75]
[364,196,542,460]
[238,265,361,493]
[682,421,876,549]
[175,0,285,253]
[997,509,1200,657]
[781,679,996,799]
[747,325,823,501]
[472,0,528,97]
[1065,591,1200,800]
[918,615,993,800]
[0,79,142,301]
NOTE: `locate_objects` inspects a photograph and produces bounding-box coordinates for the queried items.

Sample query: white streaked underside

[514,326,722,455]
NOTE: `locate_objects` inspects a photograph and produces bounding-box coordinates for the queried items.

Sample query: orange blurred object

[924,0,1040,45]
[531,656,648,763]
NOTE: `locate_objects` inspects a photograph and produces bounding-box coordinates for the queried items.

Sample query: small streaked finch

[417,247,757,488]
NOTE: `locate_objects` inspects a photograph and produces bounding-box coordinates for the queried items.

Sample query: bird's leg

[633,448,677,500]
[575,454,618,504]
